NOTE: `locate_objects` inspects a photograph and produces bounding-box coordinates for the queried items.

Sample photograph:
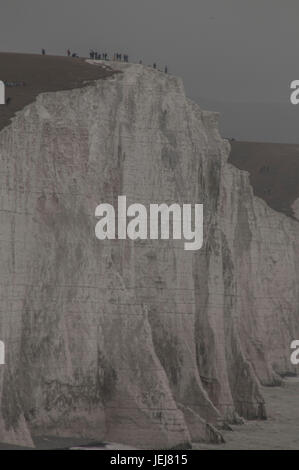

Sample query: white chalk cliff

[0,62,298,448]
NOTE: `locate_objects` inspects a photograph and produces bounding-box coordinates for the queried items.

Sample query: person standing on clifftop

[67,49,71,57]
[42,48,46,55]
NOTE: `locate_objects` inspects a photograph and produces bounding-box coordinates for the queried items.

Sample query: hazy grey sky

[1,0,299,142]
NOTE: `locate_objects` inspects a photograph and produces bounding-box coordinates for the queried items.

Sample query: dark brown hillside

[229,141,299,219]
[0,52,116,131]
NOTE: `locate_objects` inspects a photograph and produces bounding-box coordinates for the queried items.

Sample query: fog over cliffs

[0,61,298,448]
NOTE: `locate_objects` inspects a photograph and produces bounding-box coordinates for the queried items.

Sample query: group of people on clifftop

[89,50,129,62]
[89,50,168,73]
[40,48,168,73]
[89,50,109,60]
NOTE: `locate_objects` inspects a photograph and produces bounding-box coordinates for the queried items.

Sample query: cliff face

[0,62,298,448]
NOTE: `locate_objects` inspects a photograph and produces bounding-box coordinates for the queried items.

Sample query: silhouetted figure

[164,66,168,73]
[263,188,272,195]
[139,59,143,64]
[67,49,71,57]
[259,165,270,174]
[42,49,46,55]
[90,50,95,59]
[153,62,157,69]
